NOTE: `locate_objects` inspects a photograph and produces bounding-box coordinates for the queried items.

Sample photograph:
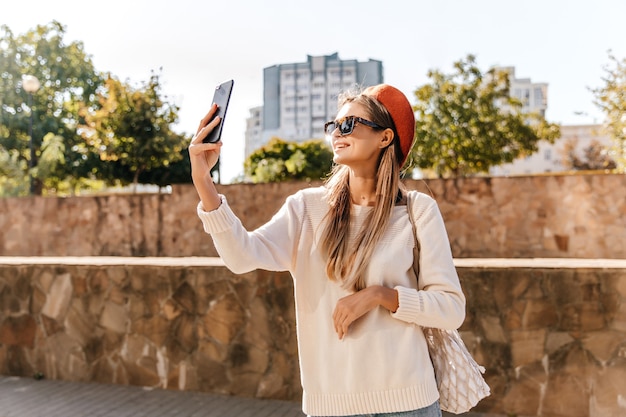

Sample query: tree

[411,55,561,178]
[560,138,617,171]
[591,52,626,172]
[0,21,103,195]
[79,72,189,188]
[244,137,333,183]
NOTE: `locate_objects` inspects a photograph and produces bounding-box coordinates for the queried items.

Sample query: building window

[544,149,552,161]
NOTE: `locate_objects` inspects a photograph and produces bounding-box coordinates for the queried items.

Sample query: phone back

[204,79,234,143]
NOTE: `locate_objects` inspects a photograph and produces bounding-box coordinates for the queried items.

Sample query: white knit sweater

[197,186,466,416]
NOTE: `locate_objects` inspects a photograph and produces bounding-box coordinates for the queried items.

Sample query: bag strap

[406,191,421,284]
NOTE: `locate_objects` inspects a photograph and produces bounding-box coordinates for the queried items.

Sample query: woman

[189,83,465,417]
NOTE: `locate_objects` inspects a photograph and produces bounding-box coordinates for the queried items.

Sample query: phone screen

[203,79,234,143]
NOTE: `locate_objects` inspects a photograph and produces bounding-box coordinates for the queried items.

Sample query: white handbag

[406,194,490,414]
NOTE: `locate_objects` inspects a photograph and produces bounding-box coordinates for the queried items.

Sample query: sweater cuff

[196,196,239,234]
[390,286,423,323]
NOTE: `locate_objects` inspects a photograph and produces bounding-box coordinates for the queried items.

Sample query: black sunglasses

[324,116,385,136]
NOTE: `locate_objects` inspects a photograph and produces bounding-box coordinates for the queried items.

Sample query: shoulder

[283,186,329,211]
[406,190,440,223]
[291,185,328,203]
[407,189,437,207]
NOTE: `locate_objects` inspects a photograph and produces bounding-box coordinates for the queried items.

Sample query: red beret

[363,84,415,167]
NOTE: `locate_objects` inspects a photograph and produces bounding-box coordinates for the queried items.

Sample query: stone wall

[1,257,625,417]
[0,258,301,400]
[1,174,625,259]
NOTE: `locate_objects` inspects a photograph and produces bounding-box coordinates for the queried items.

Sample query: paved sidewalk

[0,376,305,417]
[0,376,496,417]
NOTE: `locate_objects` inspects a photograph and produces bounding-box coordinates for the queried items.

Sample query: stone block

[36,270,54,293]
[172,282,196,313]
[500,361,545,416]
[203,293,246,345]
[591,363,626,417]
[611,302,626,333]
[227,372,262,397]
[168,360,199,391]
[40,314,63,337]
[64,298,97,347]
[28,286,46,316]
[44,333,89,381]
[542,372,590,417]
[522,299,558,330]
[197,349,228,392]
[71,274,88,297]
[510,329,546,368]
[89,270,109,294]
[0,315,37,348]
[132,314,169,347]
[100,301,128,334]
[479,316,507,343]
[545,332,574,355]
[41,273,73,321]
[579,302,608,331]
[614,275,626,298]
[108,285,128,305]
[256,372,287,399]
[169,313,197,354]
[162,299,181,321]
[5,345,34,375]
[582,330,623,364]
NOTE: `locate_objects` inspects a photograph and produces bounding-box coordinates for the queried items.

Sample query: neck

[349,173,377,206]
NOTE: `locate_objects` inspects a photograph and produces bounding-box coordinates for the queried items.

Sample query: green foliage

[80,72,189,186]
[0,21,192,196]
[244,137,333,183]
[0,21,103,194]
[0,146,28,196]
[591,52,626,172]
[411,54,561,178]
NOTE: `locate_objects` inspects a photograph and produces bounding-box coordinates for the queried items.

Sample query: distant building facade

[244,53,383,156]
[498,66,548,117]
[490,124,613,176]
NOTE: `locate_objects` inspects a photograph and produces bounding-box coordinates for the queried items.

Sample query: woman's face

[327,102,391,171]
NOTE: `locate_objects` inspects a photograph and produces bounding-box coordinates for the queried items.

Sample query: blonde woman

[189,84,465,417]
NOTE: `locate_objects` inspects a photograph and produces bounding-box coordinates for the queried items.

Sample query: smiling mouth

[334,143,349,151]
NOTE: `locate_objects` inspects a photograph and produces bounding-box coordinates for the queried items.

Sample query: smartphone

[203,79,234,143]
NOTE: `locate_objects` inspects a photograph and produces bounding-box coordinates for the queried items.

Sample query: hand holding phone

[203,79,234,143]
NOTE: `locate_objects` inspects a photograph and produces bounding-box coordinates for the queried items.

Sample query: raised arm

[189,104,223,211]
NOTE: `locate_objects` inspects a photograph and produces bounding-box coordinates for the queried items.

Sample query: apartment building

[498,66,548,117]
[244,53,383,156]
[486,67,615,175]
[490,124,612,176]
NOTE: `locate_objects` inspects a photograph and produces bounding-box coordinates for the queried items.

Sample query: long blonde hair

[320,90,407,291]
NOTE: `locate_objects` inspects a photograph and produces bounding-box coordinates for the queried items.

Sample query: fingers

[332,288,378,340]
[332,306,353,340]
[192,104,221,145]
[196,103,218,132]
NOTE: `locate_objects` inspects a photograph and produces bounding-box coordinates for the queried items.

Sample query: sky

[3,0,626,183]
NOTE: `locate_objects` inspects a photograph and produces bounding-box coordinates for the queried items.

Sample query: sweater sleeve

[391,193,466,330]
[196,192,304,274]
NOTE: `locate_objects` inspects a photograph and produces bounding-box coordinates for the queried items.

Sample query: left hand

[332,286,400,340]
[332,287,378,340]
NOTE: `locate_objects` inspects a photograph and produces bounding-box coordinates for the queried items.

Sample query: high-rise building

[245,53,383,156]
[497,66,548,117]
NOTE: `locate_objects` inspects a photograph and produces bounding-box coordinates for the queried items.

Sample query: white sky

[3,0,626,183]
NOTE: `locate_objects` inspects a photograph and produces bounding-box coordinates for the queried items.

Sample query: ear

[378,128,395,149]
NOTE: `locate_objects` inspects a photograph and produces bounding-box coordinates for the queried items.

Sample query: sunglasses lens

[325,117,357,136]
[339,117,354,135]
